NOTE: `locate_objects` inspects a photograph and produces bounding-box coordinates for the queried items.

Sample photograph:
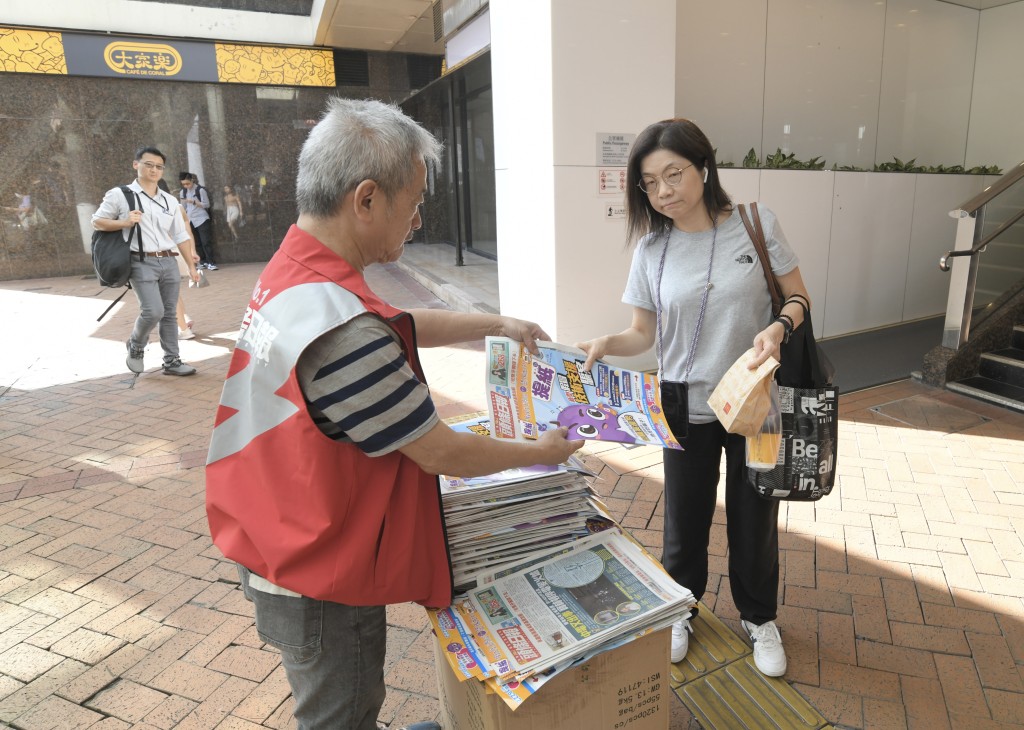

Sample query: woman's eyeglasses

[637,163,693,194]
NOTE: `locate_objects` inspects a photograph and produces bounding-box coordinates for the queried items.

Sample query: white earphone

[703,168,709,183]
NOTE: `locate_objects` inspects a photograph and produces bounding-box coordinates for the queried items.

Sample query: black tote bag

[738,203,838,501]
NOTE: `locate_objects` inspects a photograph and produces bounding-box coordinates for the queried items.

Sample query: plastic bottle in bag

[746,381,782,471]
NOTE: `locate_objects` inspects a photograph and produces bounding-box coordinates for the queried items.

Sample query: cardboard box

[434,628,670,730]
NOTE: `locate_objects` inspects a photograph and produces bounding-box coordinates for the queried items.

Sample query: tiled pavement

[1,256,1023,729]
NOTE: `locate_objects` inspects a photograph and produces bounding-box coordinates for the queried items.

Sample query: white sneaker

[671,618,692,663]
[742,620,787,677]
[178,327,195,340]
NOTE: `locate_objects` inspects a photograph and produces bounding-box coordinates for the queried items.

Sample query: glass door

[464,85,496,258]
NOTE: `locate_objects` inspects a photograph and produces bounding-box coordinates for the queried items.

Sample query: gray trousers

[128,256,180,363]
[238,566,387,730]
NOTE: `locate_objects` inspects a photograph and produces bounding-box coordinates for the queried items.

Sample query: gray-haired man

[206,98,583,729]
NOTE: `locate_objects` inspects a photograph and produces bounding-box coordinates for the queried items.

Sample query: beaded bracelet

[774,313,794,343]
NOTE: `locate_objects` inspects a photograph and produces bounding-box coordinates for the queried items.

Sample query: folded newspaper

[429,527,694,710]
[484,336,682,449]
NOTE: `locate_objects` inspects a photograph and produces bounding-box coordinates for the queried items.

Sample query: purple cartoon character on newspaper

[555,403,635,444]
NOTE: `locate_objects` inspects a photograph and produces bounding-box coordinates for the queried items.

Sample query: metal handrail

[952,160,1024,216]
[940,206,1024,271]
[939,163,1024,350]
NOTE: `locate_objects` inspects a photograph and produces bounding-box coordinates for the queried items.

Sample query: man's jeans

[238,566,387,730]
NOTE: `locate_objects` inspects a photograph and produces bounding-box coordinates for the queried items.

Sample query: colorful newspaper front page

[484,337,681,449]
[441,414,594,495]
[429,528,693,710]
[463,529,691,679]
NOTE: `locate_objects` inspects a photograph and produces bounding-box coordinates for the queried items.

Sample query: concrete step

[979,347,1024,389]
[1012,325,1024,349]
[947,375,1024,413]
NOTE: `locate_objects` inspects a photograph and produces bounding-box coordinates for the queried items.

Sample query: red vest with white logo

[206,225,452,607]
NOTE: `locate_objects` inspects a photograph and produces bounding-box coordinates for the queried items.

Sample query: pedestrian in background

[92,147,201,376]
[179,171,218,270]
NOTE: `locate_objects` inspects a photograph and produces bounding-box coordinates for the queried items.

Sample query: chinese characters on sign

[105,43,182,77]
[596,133,635,166]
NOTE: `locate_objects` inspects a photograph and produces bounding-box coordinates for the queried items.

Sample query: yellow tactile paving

[679,657,829,730]
[670,603,751,687]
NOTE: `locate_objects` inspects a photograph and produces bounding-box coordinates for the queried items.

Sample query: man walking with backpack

[92,147,201,376]
[180,172,218,270]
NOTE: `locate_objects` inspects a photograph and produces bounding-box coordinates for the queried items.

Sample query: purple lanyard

[655,224,717,383]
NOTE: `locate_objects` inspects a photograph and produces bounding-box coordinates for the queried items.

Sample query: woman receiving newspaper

[576,118,812,678]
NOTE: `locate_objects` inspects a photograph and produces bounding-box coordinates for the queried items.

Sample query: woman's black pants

[662,420,780,625]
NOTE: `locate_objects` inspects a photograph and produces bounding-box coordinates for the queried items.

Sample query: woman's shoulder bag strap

[737,203,783,314]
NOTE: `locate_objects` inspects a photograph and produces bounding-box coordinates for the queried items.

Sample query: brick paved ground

[1,262,1022,729]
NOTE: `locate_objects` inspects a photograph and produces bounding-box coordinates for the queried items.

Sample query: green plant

[874,157,924,172]
[735,148,1000,175]
[762,148,826,170]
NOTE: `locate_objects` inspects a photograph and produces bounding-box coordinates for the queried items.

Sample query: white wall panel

[550,3,676,167]
[966,2,1024,171]
[492,0,675,349]
[552,166,656,372]
[675,0,767,167]
[903,174,989,321]
[824,172,915,337]
[757,170,836,338]
[876,0,978,168]
[763,0,886,170]
[719,168,760,209]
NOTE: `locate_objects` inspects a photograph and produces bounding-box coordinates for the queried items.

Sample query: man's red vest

[206,225,453,608]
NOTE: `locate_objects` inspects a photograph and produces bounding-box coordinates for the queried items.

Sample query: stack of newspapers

[442,415,604,593]
[435,409,694,711]
[429,526,694,710]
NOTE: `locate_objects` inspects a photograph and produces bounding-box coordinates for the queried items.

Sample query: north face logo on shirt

[736,254,754,264]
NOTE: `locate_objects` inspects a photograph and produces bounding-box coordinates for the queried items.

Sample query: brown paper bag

[707,348,780,437]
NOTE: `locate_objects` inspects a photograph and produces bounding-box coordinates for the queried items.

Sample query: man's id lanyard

[655,223,718,383]
[139,189,171,215]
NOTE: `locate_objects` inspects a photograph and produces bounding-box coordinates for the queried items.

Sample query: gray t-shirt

[622,206,798,423]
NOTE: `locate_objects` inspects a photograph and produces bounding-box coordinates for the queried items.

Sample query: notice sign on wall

[597,133,635,166]
[598,168,627,195]
[0,26,335,87]
[605,203,626,219]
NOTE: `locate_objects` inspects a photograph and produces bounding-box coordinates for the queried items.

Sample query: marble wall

[0,50,428,281]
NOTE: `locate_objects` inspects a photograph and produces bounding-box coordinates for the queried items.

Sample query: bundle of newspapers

[434,405,694,710]
[429,526,694,710]
[442,414,604,593]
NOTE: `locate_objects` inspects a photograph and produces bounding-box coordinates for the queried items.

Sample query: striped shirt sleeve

[296,314,438,456]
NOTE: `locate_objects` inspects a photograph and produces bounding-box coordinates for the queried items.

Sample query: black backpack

[92,185,141,321]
